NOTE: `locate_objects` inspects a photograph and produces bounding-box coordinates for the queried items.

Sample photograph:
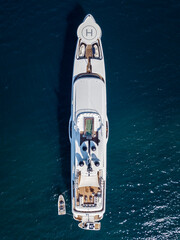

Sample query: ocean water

[0,0,179,239]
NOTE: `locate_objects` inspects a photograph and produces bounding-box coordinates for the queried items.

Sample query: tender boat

[58,195,66,215]
[78,221,101,231]
[69,14,109,230]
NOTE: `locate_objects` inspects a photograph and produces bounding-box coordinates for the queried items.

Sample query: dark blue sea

[0,0,179,239]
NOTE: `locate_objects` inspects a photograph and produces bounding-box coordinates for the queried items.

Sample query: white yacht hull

[69,14,108,230]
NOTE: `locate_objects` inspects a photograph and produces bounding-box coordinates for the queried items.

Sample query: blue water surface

[0,0,179,239]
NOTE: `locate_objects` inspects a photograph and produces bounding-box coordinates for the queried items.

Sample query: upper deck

[72,76,106,121]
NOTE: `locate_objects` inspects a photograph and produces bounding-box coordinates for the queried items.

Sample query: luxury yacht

[69,14,109,231]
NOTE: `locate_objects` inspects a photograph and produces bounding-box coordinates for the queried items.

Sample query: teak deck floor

[77,186,99,204]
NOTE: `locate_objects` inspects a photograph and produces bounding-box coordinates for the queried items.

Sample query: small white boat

[78,222,101,231]
[58,195,66,215]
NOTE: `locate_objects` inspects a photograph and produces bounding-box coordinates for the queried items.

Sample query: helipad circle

[82,25,97,40]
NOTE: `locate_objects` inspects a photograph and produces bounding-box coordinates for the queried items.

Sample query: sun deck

[76,186,100,205]
[73,77,106,119]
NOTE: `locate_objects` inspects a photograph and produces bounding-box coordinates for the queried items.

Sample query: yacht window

[74,73,104,82]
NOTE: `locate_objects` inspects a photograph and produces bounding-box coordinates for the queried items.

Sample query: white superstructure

[69,14,109,231]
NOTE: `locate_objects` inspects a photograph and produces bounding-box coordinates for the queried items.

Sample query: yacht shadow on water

[55,5,85,199]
